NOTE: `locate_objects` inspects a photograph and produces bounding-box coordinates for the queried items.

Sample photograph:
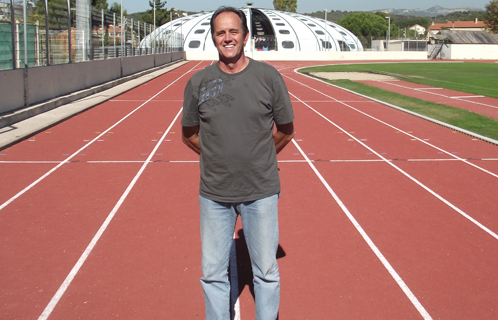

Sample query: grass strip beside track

[299,62,498,99]
[324,79,498,141]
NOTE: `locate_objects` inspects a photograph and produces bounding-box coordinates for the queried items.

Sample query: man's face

[212,11,249,62]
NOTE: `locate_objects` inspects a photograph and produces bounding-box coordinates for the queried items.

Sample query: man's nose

[223,33,232,42]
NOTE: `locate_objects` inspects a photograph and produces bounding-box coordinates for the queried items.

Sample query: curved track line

[37,107,184,320]
[0,61,203,213]
[287,72,498,178]
[288,91,498,242]
[291,139,433,320]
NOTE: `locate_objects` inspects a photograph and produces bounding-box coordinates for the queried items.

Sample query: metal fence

[0,0,183,70]
[369,37,427,52]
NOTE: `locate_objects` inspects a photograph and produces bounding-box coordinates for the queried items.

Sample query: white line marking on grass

[291,138,433,320]
[0,61,203,214]
[288,90,498,243]
[451,95,485,99]
[379,81,498,110]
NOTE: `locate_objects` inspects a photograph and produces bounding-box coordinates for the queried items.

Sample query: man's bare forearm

[274,122,294,154]
[182,126,201,155]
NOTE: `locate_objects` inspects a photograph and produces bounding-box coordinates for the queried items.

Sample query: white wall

[430,44,498,60]
[450,44,498,60]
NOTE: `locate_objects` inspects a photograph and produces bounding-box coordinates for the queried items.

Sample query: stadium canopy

[139,5,363,52]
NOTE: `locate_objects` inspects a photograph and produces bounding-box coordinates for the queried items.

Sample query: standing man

[181,6,294,320]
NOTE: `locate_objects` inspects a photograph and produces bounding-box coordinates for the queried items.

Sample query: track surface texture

[1,60,497,320]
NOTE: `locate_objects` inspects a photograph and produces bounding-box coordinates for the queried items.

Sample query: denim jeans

[199,194,280,320]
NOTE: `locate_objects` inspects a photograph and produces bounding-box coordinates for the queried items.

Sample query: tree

[92,0,109,10]
[484,0,498,33]
[273,0,297,12]
[109,2,127,16]
[141,0,172,27]
[338,12,394,47]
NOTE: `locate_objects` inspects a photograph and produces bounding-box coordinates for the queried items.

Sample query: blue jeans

[199,194,280,320]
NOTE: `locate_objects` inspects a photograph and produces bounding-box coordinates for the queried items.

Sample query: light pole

[153,0,156,53]
[385,16,390,52]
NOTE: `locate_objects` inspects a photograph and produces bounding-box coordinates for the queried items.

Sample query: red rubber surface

[1,60,497,319]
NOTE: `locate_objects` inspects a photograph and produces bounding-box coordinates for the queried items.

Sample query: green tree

[29,0,74,30]
[273,0,297,12]
[92,0,109,10]
[109,2,127,16]
[484,0,498,33]
[338,12,396,47]
[141,0,173,27]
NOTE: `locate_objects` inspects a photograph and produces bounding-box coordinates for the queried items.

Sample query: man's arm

[182,125,201,155]
[274,122,294,154]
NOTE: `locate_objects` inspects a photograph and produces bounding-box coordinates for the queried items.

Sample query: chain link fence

[0,0,182,70]
[368,36,428,52]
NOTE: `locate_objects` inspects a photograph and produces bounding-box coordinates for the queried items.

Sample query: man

[181,6,294,320]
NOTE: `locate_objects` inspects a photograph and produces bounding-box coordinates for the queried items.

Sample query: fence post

[67,0,71,63]
[44,0,49,65]
[22,0,28,107]
[35,21,39,66]
[15,20,19,68]
[102,9,105,59]
[113,13,116,57]
[9,0,17,69]
[131,18,134,56]
[23,0,27,68]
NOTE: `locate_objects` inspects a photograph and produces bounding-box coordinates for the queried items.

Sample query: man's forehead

[213,11,243,28]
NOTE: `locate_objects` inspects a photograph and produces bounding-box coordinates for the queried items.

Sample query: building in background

[140,5,363,53]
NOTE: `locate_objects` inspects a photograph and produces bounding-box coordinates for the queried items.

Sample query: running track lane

[0,60,497,319]
[278,65,498,319]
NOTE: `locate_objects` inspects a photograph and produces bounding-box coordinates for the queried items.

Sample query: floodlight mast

[385,16,390,51]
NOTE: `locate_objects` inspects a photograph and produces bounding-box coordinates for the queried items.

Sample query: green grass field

[297,62,498,141]
[299,62,498,99]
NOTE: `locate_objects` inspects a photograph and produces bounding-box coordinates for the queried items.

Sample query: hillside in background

[375,5,484,17]
[303,6,486,28]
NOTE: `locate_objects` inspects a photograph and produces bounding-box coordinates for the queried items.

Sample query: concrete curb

[0,60,189,150]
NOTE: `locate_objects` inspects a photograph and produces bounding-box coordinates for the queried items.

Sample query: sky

[123,0,489,14]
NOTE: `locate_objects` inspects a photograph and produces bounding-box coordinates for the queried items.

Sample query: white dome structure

[140,6,363,53]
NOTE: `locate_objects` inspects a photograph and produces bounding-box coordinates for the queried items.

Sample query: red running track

[1,60,498,319]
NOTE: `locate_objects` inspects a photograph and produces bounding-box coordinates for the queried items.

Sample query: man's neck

[218,55,250,74]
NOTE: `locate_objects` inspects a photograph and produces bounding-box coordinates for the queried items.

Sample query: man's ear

[244,30,250,44]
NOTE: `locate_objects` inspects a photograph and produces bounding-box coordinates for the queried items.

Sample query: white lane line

[37,108,184,320]
[3,158,497,165]
[288,91,498,242]
[286,74,498,179]
[291,138,433,320]
[0,61,203,213]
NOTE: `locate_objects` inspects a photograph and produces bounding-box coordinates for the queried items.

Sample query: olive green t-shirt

[181,59,294,202]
